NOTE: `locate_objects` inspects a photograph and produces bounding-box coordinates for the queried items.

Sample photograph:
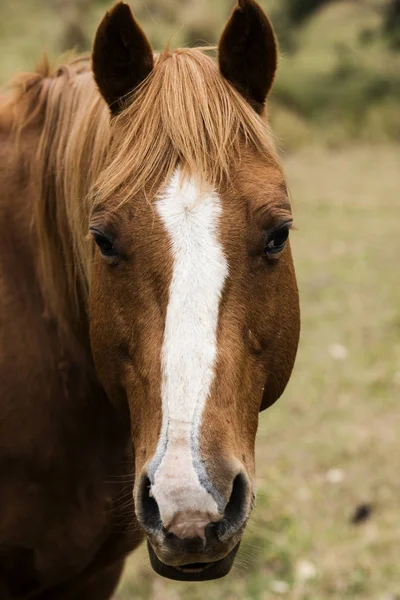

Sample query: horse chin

[147,541,241,581]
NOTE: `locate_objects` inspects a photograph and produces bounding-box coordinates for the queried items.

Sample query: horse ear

[92,2,154,115]
[218,0,278,113]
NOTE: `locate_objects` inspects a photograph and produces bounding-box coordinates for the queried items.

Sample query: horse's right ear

[92,2,154,115]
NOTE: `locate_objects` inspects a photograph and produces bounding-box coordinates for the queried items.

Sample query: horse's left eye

[264,226,290,256]
[92,232,118,258]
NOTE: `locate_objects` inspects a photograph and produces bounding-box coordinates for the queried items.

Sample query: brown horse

[0,0,300,597]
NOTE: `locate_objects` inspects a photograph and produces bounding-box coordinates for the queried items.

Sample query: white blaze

[149,169,228,531]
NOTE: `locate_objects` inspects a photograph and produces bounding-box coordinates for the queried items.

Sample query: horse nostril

[218,473,249,541]
[138,476,161,533]
[165,532,206,553]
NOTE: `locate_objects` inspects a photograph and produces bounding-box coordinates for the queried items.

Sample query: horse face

[89,0,300,581]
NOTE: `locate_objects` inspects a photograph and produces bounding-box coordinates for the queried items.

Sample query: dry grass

[115,144,400,599]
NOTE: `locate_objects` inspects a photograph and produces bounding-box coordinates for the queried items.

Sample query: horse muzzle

[136,469,251,580]
[147,539,241,581]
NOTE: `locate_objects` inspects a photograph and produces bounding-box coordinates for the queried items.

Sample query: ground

[115,145,400,599]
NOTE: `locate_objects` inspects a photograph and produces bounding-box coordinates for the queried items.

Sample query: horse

[0,0,300,597]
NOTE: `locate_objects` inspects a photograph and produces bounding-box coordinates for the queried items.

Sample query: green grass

[115,144,400,599]
[269,1,400,147]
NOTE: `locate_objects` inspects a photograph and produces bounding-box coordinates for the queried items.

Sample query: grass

[269,1,400,147]
[115,144,400,599]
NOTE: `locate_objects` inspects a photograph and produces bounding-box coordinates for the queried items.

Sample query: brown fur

[0,0,300,594]
[0,57,141,600]
[7,45,279,334]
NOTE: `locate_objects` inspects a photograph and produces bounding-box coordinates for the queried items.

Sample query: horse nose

[136,476,162,534]
[137,471,250,546]
[218,473,250,540]
[168,512,213,543]
[136,474,221,538]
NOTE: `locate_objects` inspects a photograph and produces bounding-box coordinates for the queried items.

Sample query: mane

[5,48,279,330]
[93,48,279,209]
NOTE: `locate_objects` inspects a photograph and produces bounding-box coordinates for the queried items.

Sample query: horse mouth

[147,541,240,581]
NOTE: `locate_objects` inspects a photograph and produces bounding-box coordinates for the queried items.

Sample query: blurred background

[1,0,399,598]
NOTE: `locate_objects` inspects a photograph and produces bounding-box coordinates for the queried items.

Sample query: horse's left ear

[218,0,278,113]
[92,2,154,115]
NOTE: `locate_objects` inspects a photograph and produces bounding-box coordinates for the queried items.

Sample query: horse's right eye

[91,230,118,258]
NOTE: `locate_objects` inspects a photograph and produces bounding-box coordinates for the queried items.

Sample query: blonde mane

[6,48,279,329]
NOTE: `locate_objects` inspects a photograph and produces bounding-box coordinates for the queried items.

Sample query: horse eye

[92,232,118,258]
[264,226,290,256]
